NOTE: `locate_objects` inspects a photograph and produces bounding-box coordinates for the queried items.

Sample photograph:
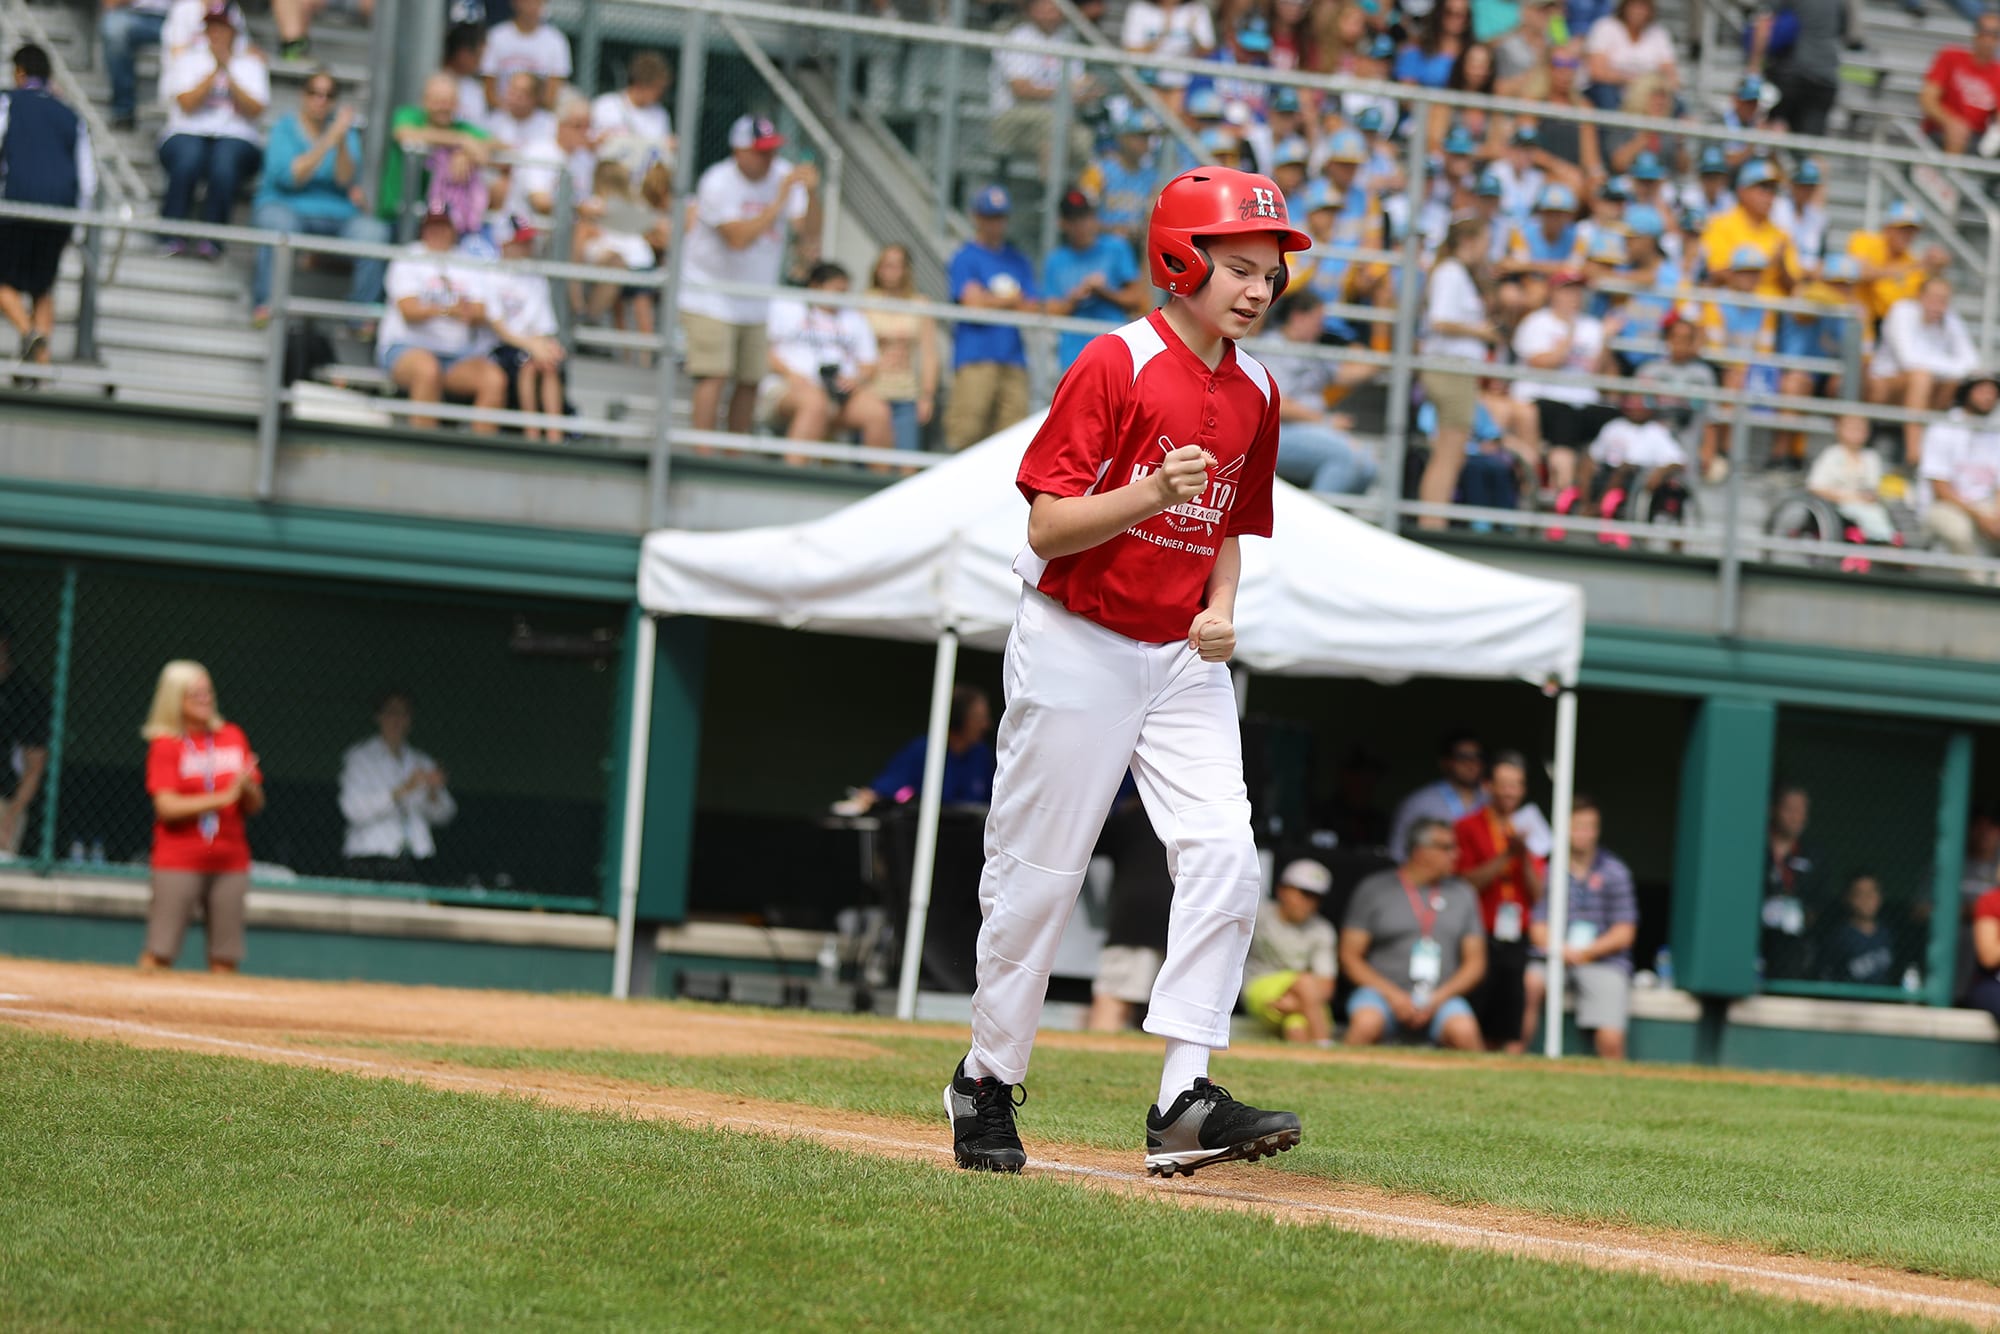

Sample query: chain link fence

[1,558,624,910]
[1761,710,1952,998]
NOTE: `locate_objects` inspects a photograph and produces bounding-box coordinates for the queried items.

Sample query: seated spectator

[380,71,494,232]
[1079,114,1162,243]
[1395,0,1472,88]
[1612,210,1681,355]
[1514,270,1617,494]
[1869,279,1980,468]
[1430,44,1504,156]
[1689,144,1734,221]
[1043,189,1145,376]
[1917,371,2000,564]
[486,216,567,442]
[1454,751,1546,1052]
[573,159,658,334]
[1390,730,1488,859]
[1087,782,1173,1033]
[1585,0,1677,110]
[590,50,676,176]
[1809,414,1897,545]
[250,70,392,329]
[483,71,554,153]
[339,689,456,881]
[1266,290,1378,495]
[1775,257,1862,422]
[99,0,173,131]
[157,3,266,259]
[991,0,1096,169]
[1120,0,1217,107]
[1920,11,2000,156]
[1604,78,1688,181]
[1848,202,1950,331]
[1489,124,1548,225]
[1242,858,1339,1045]
[443,23,489,122]
[863,244,939,454]
[1721,76,1770,171]
[763,261,893,458]
[1336,36,1403,131]
[1502,183,1581,291]
[1522,43,1602,189]
[507,94,599,219]
[1495,0,1562,93]
[679,115,817,436]
[1818,873,1898,986]
[1,43,96,377]
[1340,817,1488,1050]
[161,0,243,72]
[375,208,506,433]
[1635,311,1721,472]
[1574,181,1629,275]
[481,0,570,111]
[1578,393,1691,534]
[944,185,1036,451]
[1457,397,1529,514]
[1701,247,1780,478]
[840,686,995,813]
[1769,158,1827,269]
[1520,795,1638,1059]
[1696,159,1796,294]
[1968,884,2000,1026]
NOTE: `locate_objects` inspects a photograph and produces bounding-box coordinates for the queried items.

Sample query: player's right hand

[1153,445,1214,506]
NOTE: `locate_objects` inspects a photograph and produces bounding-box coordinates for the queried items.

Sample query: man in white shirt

[990,0,1094,169]
[483,71,554,152]
[679,114,820,435]
[1919,373,2000,566]
[1869,279,1980,469]
[481,0,571,110]
[1120,0,1216,95]
[763,260,892,456]
[590,50,675,174]
[503,94,596,219]
[339,689,457,881]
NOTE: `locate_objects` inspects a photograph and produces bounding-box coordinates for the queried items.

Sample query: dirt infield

[5,957,1999,1328]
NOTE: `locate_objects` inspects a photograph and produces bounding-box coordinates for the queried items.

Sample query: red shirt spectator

[148,720,258,872]
[1921,13,2000,154]
[1452,753,1546,938]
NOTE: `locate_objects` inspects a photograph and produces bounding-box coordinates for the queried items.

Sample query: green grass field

[0,1025,1981,1333]
[354,1018,2000,1284]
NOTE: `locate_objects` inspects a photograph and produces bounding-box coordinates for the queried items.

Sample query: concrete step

[94,314,268,363]
[62,249,248,300]
[53,281,245,328]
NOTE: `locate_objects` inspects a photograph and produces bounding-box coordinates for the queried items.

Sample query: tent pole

[896,627,961,1022]
[1541,687,1578,1058]
[612,613,660,1000]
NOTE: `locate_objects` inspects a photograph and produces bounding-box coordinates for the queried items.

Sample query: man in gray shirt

[1340,816,1488,1049]
[1751,0,1843,138]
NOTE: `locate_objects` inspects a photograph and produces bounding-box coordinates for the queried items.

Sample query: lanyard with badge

[1401,873,1445,1008]
[185,733,220,844]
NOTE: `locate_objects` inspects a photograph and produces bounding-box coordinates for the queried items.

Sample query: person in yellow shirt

[1847,200,1951,327]
[1696,159,1797,299]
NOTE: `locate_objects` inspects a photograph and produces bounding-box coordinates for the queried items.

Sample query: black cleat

[943,1059,1027,1173]
[1145,1078,1300,1177]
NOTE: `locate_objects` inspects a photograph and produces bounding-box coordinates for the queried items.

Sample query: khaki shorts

[943,361,1030,450]
[683,311,768,384]
[1527,959,1631,1032]
[1092,944,1164,1005]
[146,868,249,966]
[1420,369,1480,433]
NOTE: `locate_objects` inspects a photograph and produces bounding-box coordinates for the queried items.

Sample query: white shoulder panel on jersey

[1235,348,1273,403]
[1110,317,1167,384]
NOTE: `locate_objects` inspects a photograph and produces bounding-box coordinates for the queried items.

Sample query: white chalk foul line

[4,1002,1998,1323]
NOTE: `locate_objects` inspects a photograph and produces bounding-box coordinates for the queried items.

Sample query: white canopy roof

[639,414,1584,685]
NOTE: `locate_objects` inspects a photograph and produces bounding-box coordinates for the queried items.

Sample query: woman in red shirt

[139,660,264,972]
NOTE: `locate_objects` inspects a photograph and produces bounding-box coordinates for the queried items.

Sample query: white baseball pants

[968,589,1261,1085]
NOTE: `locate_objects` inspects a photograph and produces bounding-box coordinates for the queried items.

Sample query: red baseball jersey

[146,723,258,873]
[1013,310,1280,643]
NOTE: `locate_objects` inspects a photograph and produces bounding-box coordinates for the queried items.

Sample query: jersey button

[1207,417,1217,427]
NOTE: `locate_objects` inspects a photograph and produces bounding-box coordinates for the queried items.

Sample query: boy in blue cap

[944,185,1038,449]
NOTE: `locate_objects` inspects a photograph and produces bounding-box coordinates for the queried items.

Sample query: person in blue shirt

[849,687,997,812]
[942,184,1038,450]
[1043,189,1145,375]
[249,69,394,328]
[1078,113,1160,242]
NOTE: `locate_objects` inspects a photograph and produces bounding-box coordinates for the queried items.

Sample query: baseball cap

[1586,234,1628,266]
[1115,111,1153,136]
[1324,128,1368,165]
[727,114,784,152]
[1365,32,1398,60]
[497,214,540,246]
[1058,187,1095,220]
[1441,124,1477,157]
[1271,86,1302,114]
[1629,150,1665,181]
[1304,178,1338,213]
[1474,171,1504,198]
[1698,144,1729,174]
[1624,203,1666,237]
[1186,87,1225,120]
[1794,158,1823,187]
[1279,858,1333,895]
[1729,243,1768,272]
[1199,126,1240,156]
[1884,199,1921,227]
[1236,16,1273,51]
[1274,135,1311,167]
[1735,74,1765,101]
[1820,254,1863,283]
[1599,176,1631,202]
[1535,182,1577,213]
[1736,158,1779,190]
[1511,123,1541,148]
[970,183,1011,216]
[1355,105,1386,134]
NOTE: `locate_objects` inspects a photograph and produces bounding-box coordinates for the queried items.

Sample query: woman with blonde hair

[139,660,264,972]
[864,243,940,454]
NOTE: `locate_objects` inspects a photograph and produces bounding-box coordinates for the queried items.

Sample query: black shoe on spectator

[279,37,311,60]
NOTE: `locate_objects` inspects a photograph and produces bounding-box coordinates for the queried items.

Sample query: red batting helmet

[1147,166,1313,299]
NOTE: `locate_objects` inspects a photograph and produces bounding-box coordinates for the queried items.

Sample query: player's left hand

[1187,609,1235,663]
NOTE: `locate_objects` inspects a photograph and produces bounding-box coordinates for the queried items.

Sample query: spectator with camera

[764,261,893,459]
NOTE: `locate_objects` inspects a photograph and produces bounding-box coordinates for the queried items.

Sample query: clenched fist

[1153,444,1216,507]
[1187,608,1235,663]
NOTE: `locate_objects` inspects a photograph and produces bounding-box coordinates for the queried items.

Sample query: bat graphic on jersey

[1132,435,1244,534]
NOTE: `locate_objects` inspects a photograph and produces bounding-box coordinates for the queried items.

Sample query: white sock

[961,1050,995,1081]
[1157,1038,1210,1111]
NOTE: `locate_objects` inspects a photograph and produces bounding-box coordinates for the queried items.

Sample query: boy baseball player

[945,168,1311,1178]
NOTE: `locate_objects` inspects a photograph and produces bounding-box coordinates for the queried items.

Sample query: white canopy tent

[635,414,1592,1053]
